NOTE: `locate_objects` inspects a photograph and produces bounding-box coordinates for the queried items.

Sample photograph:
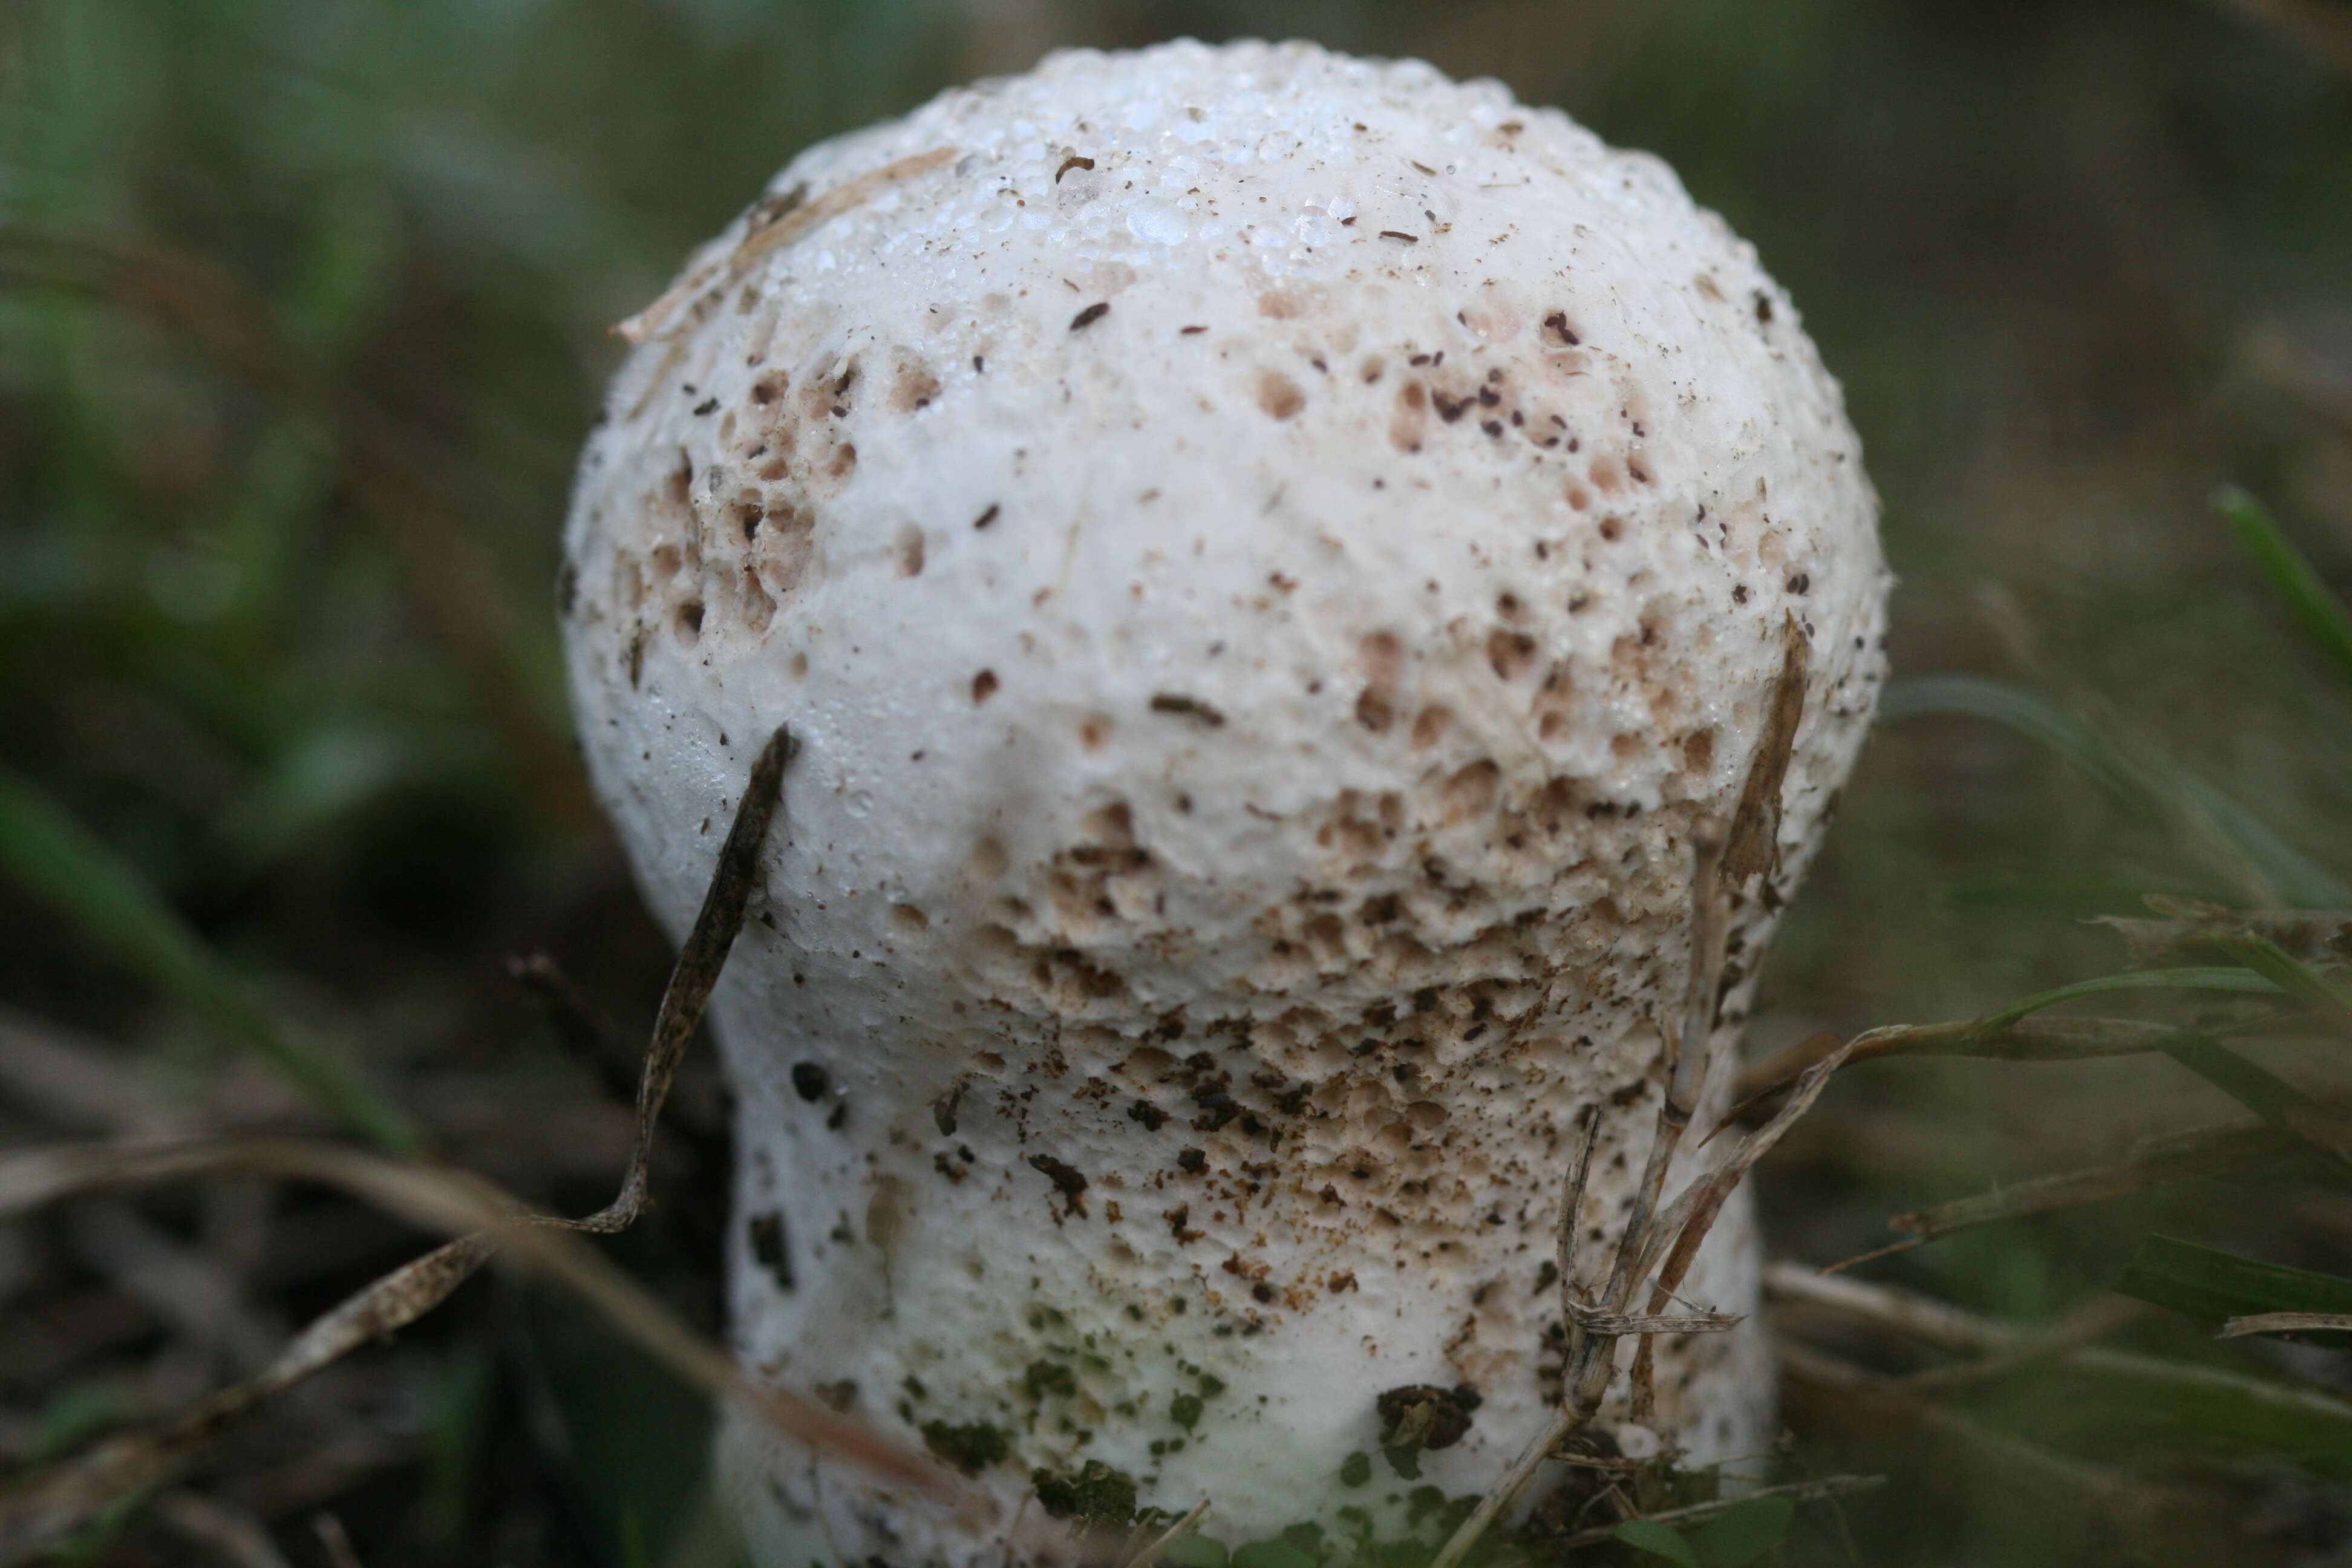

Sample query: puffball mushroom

[561,37,1887,1564]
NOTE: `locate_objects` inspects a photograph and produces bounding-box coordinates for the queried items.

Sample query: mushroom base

[709,1046,1772,1568]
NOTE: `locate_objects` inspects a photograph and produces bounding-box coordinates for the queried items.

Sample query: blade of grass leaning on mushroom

[560,38,1889,1565]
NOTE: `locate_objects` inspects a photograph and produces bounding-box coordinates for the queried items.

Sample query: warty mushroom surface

[560,36,1889,1566]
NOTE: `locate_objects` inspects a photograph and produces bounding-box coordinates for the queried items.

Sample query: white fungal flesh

[561,38,1888,1565]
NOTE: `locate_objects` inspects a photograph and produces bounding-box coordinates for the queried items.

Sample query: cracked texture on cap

[562,36,1887,1563]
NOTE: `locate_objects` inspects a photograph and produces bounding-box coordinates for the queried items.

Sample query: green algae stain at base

[1031,1460,1140,1524]
[920,1419,1011,1475]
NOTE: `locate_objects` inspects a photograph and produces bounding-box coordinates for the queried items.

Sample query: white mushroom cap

[562,37,1887,1563]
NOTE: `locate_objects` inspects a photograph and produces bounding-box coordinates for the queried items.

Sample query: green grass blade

[1976,967,2282,1032]
[0,768,420,1152]
[1689,1497,1796,1568]
[2215,485,2352,685]
[2114,1233,2352,1326]
[2045,1348,2352,1480]
[2158,1036,2313,1131]
[1886,1119,2298,1246]
[1881,675,2133,794]
[1615,1521,1699,1567]
[2206,930,2352,1027]
[1884,676,2352,906]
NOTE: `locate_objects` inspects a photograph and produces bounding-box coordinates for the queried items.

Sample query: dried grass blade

[0,1137,293,1217]
[1593,822,1734,1370]
[0,1136,976,1560]
[1888,1298,2147,1392]
[1880,1119,2295,1250]
[1725,1017,2187,1128]
[2220,1311,2352,1338]
[1775,1280,2352,1493]
[1641,1039,1859,1292]
[1720,614,1808,884]
[1764,1260,2014,1354]
[2098,910,2352,969]
[1568,1310,1743,1336]
[0,1230,491,1563]
[1556,1106,1602,1322]
[584,724,792,1231]
[1630,1039,1858,1415]
[614,149,957,342]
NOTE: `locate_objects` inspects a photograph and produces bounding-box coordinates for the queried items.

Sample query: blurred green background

[4,1,2352,1564]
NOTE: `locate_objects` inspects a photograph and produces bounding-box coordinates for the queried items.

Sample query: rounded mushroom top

[563,38,1888,1080]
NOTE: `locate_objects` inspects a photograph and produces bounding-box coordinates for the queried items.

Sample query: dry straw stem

[2099,909,2352,969]
[0,1142,970,1560]
[1765,1260,2143,1392]
[1434,1039,1855,1568]
[2220,1311,2352,1339]
[1717,615,1810,887]
[0,1007,192,1137]
[0,727,982,1562]
[1623,1036,1859,1412]
[1429,638,1840,1568]
[612,146,958,344]
[1768,1261,2352,1435]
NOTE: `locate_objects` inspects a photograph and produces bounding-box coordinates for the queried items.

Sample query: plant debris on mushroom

[561,37,1889,1566]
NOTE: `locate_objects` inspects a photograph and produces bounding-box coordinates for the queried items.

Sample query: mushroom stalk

[561,39,1889,1566]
